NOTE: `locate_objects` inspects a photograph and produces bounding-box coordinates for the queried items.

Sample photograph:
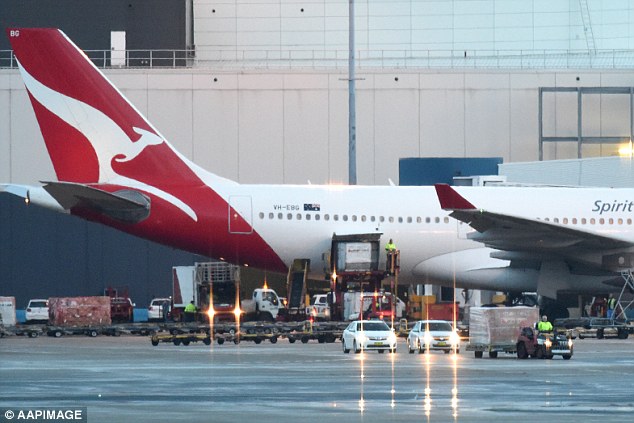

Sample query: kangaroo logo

[16,59,197,221]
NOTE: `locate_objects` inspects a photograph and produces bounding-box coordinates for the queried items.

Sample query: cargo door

[228,195,253,234]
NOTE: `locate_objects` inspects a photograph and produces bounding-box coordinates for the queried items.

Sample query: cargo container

[48,296,112,326]
[0,296,16,326]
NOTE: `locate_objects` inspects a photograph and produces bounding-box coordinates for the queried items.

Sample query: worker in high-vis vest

[184,300,197,322]
[537,315,553,332]
[385,239,397,274]
[607,294,617,319]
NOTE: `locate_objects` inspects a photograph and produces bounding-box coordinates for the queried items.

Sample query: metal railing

[0,49,196,69]
[2,48,634,70]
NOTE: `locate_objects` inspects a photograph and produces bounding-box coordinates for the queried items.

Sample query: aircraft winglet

[434,184,477,210]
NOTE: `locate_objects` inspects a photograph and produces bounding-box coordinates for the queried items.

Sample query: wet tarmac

[1,335,634,422]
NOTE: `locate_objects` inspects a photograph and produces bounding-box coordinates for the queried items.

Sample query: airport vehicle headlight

[544,338,552,349]
[423,332,432,345]
[450,331,460,346]
[568,339,574,349]
[388,332,397,344]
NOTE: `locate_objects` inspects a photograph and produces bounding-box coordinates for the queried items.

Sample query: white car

[407,320,460,354]
[342,320,397,354]
[25,299,49,323]
[147,298,171,321]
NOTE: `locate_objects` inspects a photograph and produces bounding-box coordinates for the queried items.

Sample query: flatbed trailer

[466,342,517,358]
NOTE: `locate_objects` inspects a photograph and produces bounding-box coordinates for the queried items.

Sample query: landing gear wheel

[217,337,225,345]
[270,336,278,344]
[489,351,498,359]
[474,351,483,358]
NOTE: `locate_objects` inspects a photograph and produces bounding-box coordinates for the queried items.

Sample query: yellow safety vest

[538,321,552,332]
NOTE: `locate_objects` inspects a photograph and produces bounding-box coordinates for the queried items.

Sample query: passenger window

[435,217,440,223]
[296,213,302,220]
[334,215,339,221]
[287,213,292,220]
[343,215,348,221]
[268,212,274,219]
[389,217,394,223]
[306,214,311,220]
[324,214,330,221]
[444,217,449,223]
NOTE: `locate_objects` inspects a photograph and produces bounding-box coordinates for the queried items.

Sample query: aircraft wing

[434,183,633,254]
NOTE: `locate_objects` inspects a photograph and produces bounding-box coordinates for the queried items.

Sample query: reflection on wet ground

[2,337,634,422]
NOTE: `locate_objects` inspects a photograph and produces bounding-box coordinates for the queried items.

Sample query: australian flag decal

[304,203,321,211]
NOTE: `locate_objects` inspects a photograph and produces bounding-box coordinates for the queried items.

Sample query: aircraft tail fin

[434,184,477,210]
[6,28,204,188]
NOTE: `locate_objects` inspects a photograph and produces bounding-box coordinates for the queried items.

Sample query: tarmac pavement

[1,335,634,422]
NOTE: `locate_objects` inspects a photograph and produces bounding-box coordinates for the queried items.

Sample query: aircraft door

[228,195,253,234]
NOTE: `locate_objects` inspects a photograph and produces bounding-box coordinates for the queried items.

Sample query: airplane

[3,28,634,318]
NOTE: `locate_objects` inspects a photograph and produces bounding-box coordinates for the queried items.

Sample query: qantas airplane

[3,28,634,312]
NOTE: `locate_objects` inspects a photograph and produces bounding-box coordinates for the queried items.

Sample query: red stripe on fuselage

[72,184,287,273]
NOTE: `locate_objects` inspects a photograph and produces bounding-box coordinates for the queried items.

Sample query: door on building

[110,31,126,67]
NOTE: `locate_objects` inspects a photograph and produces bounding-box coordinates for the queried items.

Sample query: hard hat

[541,315,547,321]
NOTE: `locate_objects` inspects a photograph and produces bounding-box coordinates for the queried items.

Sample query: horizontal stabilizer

[434,184,476,210]
[42,182,150,223]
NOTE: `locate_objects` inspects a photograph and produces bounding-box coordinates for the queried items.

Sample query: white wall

[194,0,634,61]
[3,67,634,186]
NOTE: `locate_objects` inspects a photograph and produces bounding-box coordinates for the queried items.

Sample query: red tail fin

[7,28,195,187]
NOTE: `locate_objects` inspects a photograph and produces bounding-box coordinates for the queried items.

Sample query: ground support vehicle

[151,332,212,346]
[407,320,461,354]
[555,317,631,339]
[285,321,347,344]
[516,327,573,360]
[467,306,539,358]
[172,262,283,323]
[341,320,398,354]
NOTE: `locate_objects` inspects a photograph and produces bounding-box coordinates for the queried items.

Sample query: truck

[306,291,405,322]
[240,288,283,322]
[172,262,282,323]
[467,306,539,358]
